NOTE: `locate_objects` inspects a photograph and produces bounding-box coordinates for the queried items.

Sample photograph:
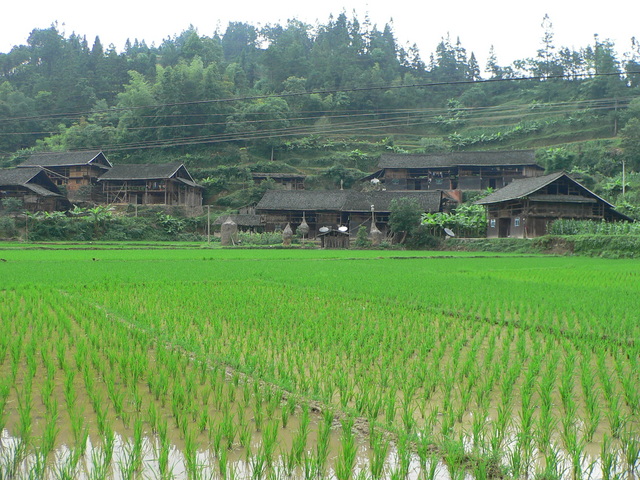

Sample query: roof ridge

[475,171,616,207]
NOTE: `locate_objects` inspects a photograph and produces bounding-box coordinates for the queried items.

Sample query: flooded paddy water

[1,249,639,479]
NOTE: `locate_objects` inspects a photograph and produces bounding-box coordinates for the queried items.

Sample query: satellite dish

[444,228,455,237]
[319,226,330,233]
[338,226,348,232]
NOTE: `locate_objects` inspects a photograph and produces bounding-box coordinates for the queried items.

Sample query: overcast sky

[2,0,639,68]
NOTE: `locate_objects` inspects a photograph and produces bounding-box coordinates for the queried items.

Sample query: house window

[490,219,496,228]
[514,217,520,227]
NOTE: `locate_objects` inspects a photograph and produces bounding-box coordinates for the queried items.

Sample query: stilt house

[365,150,544,191]
[18,150,112,202]
[0,168,70,212]
[97,163,203,208]
[475,172,630,238]
[256,190,447,237]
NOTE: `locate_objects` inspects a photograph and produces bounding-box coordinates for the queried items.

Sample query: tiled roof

[98,163,193,182]
[0,168,62,197]
[20,150,111,168]
[342,190,442,213]
[0,167,42,185]
[257,190,350,211]
[475,172,614,207]
[256,190,443,213]
[378,150,541,169]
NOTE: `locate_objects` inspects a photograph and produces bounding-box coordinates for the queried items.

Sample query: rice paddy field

[0,244,638,480]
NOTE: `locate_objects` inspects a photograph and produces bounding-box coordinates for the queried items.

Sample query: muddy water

[2,358,451,479]
[2,426,625,480]
[0,428,458,480]
[2,313,637,480]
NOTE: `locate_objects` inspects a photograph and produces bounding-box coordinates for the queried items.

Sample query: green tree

[180,27,204,61]
[485,45,504,79]
[388,197,423,244]
[115,71,157,145]
[625,37,640,88]
[533,14,562,78]
[538,147,577,172]
[580,35,624,99]
[262,20,312,88]
[0,82,39,152]
[430,34,471,83]
[27,25,64,78]
[225,97,291,140]
[319,164,364,189]
[558,47,585,78]
[620,118,640,171]
[467,52,481,80]
[222,22,259,62]
[308,13,362,90]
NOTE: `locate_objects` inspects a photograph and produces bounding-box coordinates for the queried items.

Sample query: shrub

[237,232,286,246]
[354,225,372,248]
[570,235,640,258]
[23,213,203,241]
[1,198,24,215]
[0,216,18,239]
[405,225,441,249]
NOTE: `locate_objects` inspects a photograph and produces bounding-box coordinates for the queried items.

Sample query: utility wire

[0,96,632,138]
[0,71,637,125]
[0,72,637,156]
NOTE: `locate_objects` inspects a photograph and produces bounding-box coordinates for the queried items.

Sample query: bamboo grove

[2,15,640,159]
[0,248,639,479]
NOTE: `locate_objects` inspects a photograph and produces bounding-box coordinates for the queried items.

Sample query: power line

[1,72,637,158]
[78,100,626,153]
[0,96,632,138]
[1,71,637,125]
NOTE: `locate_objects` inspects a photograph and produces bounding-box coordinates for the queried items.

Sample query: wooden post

[207,205,211,244]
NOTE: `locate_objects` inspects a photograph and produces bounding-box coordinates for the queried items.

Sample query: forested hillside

[1,14,640,215]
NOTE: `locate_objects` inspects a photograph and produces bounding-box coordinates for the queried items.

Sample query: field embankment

[442,234,640,258]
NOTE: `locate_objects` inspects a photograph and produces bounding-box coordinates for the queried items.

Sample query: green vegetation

[537,234,640,259]
[421,203,487,238]
[12,208,207,242]
[1,16,640,211]
[0,248,638,478]
[548,218,640,235]
[388,197,423,244]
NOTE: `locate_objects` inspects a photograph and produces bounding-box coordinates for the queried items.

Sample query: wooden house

[256,190,447,237]
[252,172,306,190]
[475,172,630,238]
[257,190,347,236]
[97,163,203,208]
[0,168,70,212]
[18,150,112,202]
[364,150,544,191]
